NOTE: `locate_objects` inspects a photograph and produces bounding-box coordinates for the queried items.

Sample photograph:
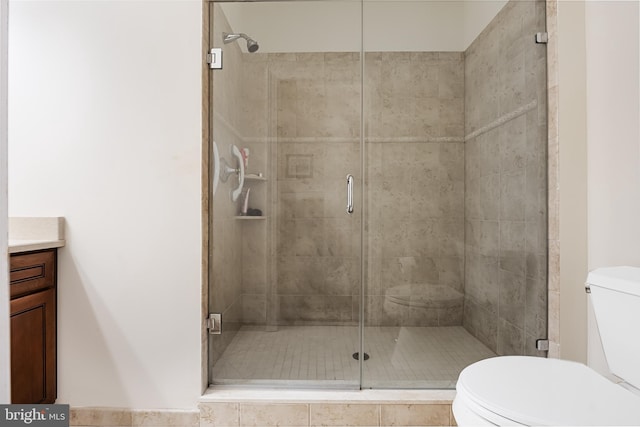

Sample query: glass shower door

[208,0,364,387]
[208,0,549,391]
[361,0,548,388]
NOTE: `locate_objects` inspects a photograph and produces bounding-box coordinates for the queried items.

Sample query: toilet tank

[587,267,640,389]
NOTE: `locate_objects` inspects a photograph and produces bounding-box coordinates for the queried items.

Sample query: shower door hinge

[536,339,550,351]
[207,313,222,334]
[535,32,548,44]
[207,48,223,70]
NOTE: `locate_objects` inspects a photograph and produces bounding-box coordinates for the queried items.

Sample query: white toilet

[453,266,640,426]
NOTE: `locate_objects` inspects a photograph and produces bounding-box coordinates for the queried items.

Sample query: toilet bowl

[454,356,640,426]
[453,266,640,426]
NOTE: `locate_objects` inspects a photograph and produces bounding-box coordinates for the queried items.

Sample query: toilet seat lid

[457,356,640,426]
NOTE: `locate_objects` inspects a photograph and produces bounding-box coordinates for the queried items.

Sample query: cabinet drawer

[10,250,56,299]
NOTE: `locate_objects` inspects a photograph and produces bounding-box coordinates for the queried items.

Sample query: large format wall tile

[255,52,466,326]
[380,404,451,427]
[240,404,309,427]
[309,404,379,427]
[199,402,456,427]
[463,0,547,354]
[200,403,239,427]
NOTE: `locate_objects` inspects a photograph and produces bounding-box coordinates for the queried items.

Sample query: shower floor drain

[352,352,370,361]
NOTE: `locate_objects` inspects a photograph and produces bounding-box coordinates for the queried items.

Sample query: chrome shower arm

[223,32,248,44]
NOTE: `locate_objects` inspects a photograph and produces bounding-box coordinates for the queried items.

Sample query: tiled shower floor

[211,325,495,388]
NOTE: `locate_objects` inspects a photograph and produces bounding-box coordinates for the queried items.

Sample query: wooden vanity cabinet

[9,249,57,404]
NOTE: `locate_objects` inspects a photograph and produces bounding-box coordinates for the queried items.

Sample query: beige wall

[554,0,640,369]
[462,1,509,48]
[585,2,640,270]
[9,0,203,409]
[584,1,640,375]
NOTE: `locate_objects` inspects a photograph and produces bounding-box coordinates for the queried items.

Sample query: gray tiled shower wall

[254,52,466,327]
[463,0,548,355]
[212,0,547,358]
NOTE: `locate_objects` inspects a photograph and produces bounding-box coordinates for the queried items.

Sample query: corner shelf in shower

[238,174,267,220]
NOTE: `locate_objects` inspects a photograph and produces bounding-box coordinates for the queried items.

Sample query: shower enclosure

[208,0,548,389]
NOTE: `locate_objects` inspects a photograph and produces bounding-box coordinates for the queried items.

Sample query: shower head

[245,38,259,53]
[223,32,260,53]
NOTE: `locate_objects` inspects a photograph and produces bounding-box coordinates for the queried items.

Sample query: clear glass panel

[361,0,548,389]
[208,0,363,387]
[208,0,548,390]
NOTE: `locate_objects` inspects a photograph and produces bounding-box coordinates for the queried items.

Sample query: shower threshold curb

[201,387,456,404]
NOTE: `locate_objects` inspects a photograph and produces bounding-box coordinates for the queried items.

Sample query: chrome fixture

[223,32,259,53]
[346,174,354,214]
[207,313,222,335]
[218,144,245,202]
[535,32,549,44]
[535,339,549,351]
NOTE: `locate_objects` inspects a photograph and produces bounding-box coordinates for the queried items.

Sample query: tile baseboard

[200,388,456,427]
[70,407,199,427]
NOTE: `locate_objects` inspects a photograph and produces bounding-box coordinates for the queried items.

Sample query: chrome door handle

[346,174,354,214]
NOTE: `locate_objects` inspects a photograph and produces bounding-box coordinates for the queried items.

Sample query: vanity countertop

[9,217,65,254]
[9,239,65,254]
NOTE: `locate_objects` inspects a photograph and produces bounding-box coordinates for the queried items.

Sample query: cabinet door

[10,288,56,404]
